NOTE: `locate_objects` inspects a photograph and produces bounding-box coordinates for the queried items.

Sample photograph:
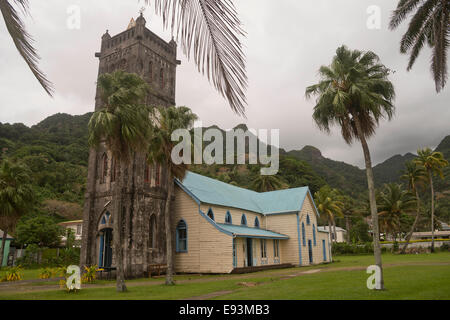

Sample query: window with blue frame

[241,214,247,226]
[313,224,316,246]
[176,220,187,252]
[225,211,232,224]
[306,214,310,225]
[322,239,327,261]
[254,217,260,228]
[207,208,214,221]
[302,222,306,246]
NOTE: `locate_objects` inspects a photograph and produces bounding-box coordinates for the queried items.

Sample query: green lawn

[0,252,449,300]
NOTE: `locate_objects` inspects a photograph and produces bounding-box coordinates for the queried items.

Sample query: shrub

[0,266,23,282]
[332,242,374,255]
[82,265,101,284]
[39,268,53,279]
[440,243,449,252]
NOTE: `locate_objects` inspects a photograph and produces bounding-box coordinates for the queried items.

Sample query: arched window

[149,215,157,248]
[207,208,214,221]
[225,211,232,224]
[313,224,317,246]
[176,220,187,252]
[148,61,153,82]
[302,222,306,246]
[100,153,108,184]
[306,214,310,225]
[144,162,151,183]
[254,217,260,228]
[155,163,160,186]
[241,214,247,226]
[160,68,164,88]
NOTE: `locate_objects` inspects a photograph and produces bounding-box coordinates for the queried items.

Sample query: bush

[441,243,450,252]
[332,242,374,255]
[0,266,23,282]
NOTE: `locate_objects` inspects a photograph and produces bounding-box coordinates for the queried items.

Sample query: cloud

[0,0,448,168]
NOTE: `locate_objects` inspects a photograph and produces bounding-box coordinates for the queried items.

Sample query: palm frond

[146,0,247,116]
[0,0,53,95]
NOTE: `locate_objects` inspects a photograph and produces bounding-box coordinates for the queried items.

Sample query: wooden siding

[265,214,300,265]
[173,187,233,273]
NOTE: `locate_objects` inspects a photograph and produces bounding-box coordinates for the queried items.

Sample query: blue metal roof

[178,171,312,215]
[216,223,289,239]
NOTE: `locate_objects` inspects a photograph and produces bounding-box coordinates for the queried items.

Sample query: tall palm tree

[314,186,343,245]
[88,70,151,292]
[306,45,396,289]
[147,105,197,285]
[400,160,427,253]
[0,0,53,94]
[414,148,449,252]
[0,159,34,266]
[389,0,450,93]
[252,174,283,192]
[377,183,416,243]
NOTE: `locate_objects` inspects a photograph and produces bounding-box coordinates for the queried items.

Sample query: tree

[2,1,247,114]
[314,186,343,244]
[15,214,64,248]
[339,195,358,243]
[147,106,197,285]
[377,183,416,243]
[414,148,449,252]
[389,0,449,93]
[252,174,283,192]
[400,160,427,253]
[88,70,151,292]
[306,45,396,289]
[0,0,53,95]
[0,159,35,266]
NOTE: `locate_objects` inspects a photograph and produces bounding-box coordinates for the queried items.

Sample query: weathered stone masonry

[80,14,180,278]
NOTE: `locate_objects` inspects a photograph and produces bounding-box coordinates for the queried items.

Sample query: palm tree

[389,0,450,93]
[314,186,343,245]
[252,174,283,192]
[306,45,396,289]
[0,0,53,94]
[147,106,197,285]
[0,159,34,266]
[414,148,449,252]
[88,70,151,292]
[400,160,427,253]
[377,183,416,243]
[339,195,358,243]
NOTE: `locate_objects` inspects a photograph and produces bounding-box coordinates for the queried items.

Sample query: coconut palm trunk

[401,189,421,254]
[113,160,127,292]
[164,169,174,285]
[0,227,7,266]
[428,170,435,253]
[354,117,384,290]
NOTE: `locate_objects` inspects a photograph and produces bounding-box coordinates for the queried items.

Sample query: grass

[0,252,449,300]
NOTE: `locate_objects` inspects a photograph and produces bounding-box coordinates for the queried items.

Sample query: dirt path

[1,261,449,296]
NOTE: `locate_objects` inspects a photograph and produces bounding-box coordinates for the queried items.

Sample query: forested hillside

[1,112,448,222]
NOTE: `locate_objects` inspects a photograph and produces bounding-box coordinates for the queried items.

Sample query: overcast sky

[0,0,448,168]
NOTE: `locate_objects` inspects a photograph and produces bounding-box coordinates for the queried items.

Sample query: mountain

[0,113,448,221]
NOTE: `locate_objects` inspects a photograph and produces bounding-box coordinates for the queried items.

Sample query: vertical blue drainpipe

[296,213,302,266]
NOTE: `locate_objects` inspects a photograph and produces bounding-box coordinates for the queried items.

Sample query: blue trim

[322,239,327,261]
[232,238,237,267]
[174,178,201,205]
[241,214,247,226]
[225,211,232,224]
[198,206,234,236]
[99,234,104,266]
[254,217,260,228]
[207,208,215,221]
[176,219,188,253]
[302,222,306,246]
[313,224,316,246]
[296,213,302,266]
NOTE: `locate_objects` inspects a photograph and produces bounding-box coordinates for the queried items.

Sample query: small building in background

[411,231,450,240]
[317,226,347,243]
[0,229,14,267]
[58,220,83,247]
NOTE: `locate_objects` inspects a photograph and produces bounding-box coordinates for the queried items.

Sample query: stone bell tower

[80,14,180,278]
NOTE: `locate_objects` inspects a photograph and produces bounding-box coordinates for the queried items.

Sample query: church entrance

[99,228,113,268]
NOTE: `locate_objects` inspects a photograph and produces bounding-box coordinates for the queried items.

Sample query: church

[81,15,331,278]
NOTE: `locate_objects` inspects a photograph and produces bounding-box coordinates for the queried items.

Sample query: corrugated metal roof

[179,171,310,215]
[216,223,289,239]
